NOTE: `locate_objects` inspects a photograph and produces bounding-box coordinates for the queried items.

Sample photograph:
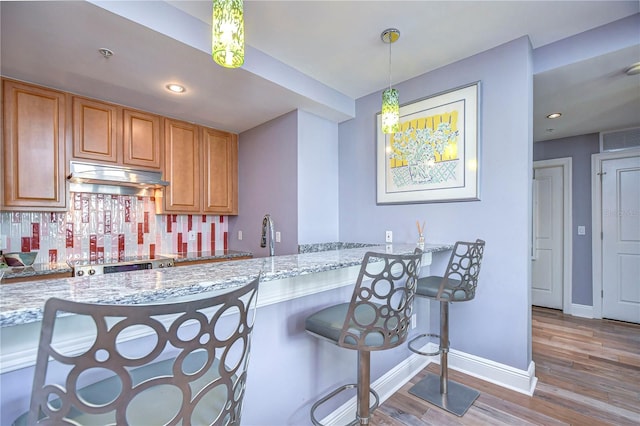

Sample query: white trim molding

[571,304,594,319]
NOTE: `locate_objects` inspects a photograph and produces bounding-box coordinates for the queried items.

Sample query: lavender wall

[533,133,600,305]
[338,37,534,370]
[229,111,299,257]
[297,111,340,244]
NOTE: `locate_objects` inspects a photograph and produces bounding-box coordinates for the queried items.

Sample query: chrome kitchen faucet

[261,214,275,256]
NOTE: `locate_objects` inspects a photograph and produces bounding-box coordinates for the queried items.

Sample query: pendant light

[212,0,245,68]
[381,28,400,134]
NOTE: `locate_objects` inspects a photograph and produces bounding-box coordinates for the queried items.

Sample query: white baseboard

[570,304,594,319]
[322,343,536,425]
[442,343,537,396]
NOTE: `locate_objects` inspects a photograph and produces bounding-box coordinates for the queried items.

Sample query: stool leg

[357,350,370,425]
[440,300,449,395]
[408,299,480,416]
[309,349,379,426]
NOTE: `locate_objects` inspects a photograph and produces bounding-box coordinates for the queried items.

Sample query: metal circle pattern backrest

[440,239,485,301]
[26,277,259,426]
[338,250,422,351]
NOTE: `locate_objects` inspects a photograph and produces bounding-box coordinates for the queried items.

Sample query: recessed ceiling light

[625,62,640,76]
[165,84,186,94]
[546,112,562,119]
[98,48,114,59]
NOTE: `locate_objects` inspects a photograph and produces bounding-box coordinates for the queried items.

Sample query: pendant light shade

[381,28,400,134]
[381,88,400,134]
[212,0,244,68]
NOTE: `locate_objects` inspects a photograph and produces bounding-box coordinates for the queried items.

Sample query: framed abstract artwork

[376,82,480,204]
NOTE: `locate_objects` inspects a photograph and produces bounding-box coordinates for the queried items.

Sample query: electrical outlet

[238,230,243,241]
[385,230,393,243]
[275,232,281,243]
[188,231,196,241]
[411,314,417,329]
[577,226,586,235]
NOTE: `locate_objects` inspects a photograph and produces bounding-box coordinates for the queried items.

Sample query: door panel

[532,165,563,309]
[602,156,640,323]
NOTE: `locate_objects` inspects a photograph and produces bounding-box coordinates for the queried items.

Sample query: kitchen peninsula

[0,243,452,425]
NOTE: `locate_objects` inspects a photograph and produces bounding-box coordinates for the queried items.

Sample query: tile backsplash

[0,193,228,264]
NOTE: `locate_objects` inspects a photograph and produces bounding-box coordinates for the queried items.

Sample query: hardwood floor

[369,306,640,425]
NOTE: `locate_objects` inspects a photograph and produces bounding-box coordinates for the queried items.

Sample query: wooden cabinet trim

[162,118,202,213]
[202,128,238,214]
[72,96,119,163]
[123,108,162,170]
[1,271,73,285]
[2,79,67,210]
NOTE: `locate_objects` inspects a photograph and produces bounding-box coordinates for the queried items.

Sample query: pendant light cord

[388,35,392,91]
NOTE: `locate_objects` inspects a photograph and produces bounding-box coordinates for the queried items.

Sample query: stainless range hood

[68,161,169,196]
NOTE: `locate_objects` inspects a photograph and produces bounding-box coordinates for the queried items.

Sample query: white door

[532,164,564,309]
[601,155,640,323]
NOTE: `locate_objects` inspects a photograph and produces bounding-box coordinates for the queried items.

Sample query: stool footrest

[310,383,380,426]
[408,333,442,356]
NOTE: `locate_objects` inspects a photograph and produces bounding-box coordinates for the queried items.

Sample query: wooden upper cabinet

[162,118,201,213]
[123,109,162,169]
[2,79,67,210]
[202,127,238,214]
[72,99,162,170]
[159,121,238,215]
[72,97,118,163]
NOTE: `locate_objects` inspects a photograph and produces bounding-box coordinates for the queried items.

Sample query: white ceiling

[1,1,639,142]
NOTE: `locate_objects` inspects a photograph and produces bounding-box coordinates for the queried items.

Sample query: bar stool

[13,276,260,426]
[408,239,485,417]
[305,249,423,426]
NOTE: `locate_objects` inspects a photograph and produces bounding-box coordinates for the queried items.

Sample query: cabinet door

[72,96,118,163]
[162,119,201,213]
[202,127,238,214]
[123,109,162,169]
[2,80,67,210]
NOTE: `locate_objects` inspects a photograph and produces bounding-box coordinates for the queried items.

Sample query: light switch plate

[275,232,281,243]
[577,226,586,235]
[238,230,243,241]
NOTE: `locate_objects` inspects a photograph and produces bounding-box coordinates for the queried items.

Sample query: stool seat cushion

[305,302,400,349]
[13,351,231,426]
[417,276,469,301]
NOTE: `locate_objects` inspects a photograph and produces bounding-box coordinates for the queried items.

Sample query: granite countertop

[171,250,252,263]
[0,250,252,280]
[0,243,452,328]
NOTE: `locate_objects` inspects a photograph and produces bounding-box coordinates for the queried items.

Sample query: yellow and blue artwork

[377,83,480,204]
